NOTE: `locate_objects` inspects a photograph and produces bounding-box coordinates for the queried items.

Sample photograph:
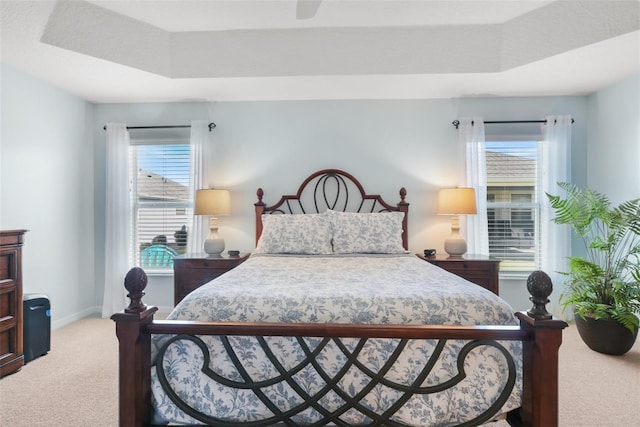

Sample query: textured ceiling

[1,0,639,103]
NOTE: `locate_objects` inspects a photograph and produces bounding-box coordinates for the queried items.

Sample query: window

[129,143,191,271]
[485,141,541,272]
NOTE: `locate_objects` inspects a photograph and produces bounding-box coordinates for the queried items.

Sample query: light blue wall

[1,63,95,328]
[93,99,463,309]
[587,73,640,203]
[4,61,638,324]
[93,96,590,312]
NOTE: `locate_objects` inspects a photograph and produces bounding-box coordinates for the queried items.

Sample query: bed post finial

[397,187,409,250]
[255,188,266,245]
[124,267,148,313]
[526,270,553,320]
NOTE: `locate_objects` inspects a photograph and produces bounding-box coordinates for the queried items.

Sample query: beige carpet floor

[0,317,118,427]
[0,316,638,426]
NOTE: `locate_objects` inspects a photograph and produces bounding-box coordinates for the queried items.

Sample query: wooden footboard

[112,268,567,427]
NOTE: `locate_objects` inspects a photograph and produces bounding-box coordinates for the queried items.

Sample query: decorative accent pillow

[326,210,406,254]
[255,214,333,254]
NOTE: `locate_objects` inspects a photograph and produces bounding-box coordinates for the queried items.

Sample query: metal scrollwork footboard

[154,333,517,427]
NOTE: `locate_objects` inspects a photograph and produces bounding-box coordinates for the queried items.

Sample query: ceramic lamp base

[204,238,225,255]
[444,214,467,257]
[444,237,467,258]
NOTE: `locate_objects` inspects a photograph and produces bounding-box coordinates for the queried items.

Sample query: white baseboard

[51,305,175,330]
[52,306,101,330]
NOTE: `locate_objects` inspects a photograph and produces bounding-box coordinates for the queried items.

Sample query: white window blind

[129,142,191,271]
[485,141,541,272]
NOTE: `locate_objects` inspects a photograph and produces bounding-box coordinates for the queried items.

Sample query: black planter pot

[574,314,639,355]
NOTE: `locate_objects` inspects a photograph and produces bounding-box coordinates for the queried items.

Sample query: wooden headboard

[254,169,410,249]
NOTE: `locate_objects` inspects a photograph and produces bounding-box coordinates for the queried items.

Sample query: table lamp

[194,189,231,255]
[438,187,477,257]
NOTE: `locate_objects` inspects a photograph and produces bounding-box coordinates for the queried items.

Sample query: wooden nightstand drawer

[175,257,248,270]
[173,253,249,305]
[417,253,500,295]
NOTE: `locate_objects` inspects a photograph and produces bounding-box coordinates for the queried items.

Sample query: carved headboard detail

[254,169,410,249]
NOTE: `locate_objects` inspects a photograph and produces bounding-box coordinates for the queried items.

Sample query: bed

[113,169,567,427]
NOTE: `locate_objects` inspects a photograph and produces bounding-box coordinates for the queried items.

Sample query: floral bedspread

[151,254,522,426]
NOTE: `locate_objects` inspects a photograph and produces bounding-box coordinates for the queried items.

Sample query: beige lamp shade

[195,189,231,216]
[437,188,477,215]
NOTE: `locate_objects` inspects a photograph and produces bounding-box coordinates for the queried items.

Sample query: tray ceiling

[1,0,638,103]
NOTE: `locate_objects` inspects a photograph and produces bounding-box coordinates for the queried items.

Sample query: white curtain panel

[187,121,208,254]
[540,115,572,318]
[461,117,490,255]
[102,123,131,318]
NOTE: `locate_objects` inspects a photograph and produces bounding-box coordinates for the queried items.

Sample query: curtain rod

[103,122,217,132]
[451,119,574,129]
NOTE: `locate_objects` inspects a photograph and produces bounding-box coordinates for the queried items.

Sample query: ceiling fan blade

[296,0,323,19]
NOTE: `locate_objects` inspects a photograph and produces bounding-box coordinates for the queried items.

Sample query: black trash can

[23,293,51,364]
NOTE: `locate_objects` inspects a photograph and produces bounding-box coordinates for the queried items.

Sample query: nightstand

[417,253,501,295]
[173,253,250,305]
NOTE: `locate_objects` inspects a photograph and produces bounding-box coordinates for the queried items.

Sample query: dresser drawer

[0,229,26,378]
[175,257,248,271]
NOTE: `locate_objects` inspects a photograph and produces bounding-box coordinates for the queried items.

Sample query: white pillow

[255,214,333,254]
[326,210,406,254]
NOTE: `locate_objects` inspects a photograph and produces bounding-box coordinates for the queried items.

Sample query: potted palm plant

[547,182,640,355]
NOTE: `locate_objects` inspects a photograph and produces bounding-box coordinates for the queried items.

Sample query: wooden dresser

[417,253,501,295]
[173,253,250,306]
[0,229,27,377]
